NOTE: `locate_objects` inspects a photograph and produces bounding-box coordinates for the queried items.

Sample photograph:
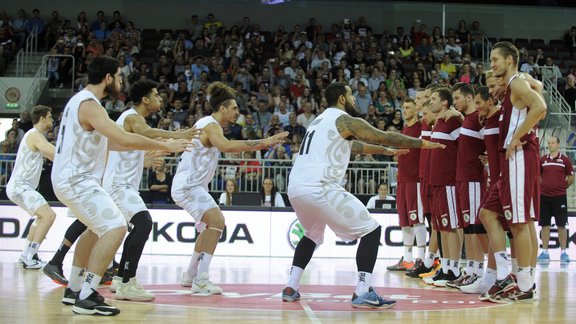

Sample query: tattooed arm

[205,123,289,153]
[336,114,444,149]
[351,141,410,156]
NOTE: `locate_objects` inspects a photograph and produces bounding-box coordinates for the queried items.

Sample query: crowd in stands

[1,8,576,194]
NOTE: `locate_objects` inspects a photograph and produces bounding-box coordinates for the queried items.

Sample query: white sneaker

[191,272,223,295]
[21,258,44,270]
[181,271,194,287]
[109,276,122,293]
[460,277,491,294]
[115,277,155,302]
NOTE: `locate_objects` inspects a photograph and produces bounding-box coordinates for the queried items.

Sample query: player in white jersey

[281,82,445,309]
[6,105,56,270]
[173,82,287,295]
[103,79,200,301]
[52,56,191,316]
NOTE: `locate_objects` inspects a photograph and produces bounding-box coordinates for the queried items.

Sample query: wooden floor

[1,251,575,323]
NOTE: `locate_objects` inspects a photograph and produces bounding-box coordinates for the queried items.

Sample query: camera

[344,18,350,25]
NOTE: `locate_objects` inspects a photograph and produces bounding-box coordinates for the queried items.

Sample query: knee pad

[130,211,153,234]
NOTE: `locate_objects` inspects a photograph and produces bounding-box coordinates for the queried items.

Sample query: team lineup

[7,42,569,315]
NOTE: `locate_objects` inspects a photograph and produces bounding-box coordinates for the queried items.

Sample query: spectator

[563,76,576,111]
[469,21,484,59]
[564,26,576,57]
[241,113,263,139]
[19,111,33,131]
[354,82,373,116]
[440,54,457,79]
[296,101,316,129]
[45,11,62,49]
[520,55,539,78]
[274,101,291,126]
[24,9,45,42]
[389,109,404,131]
[444,36,462,63]
[240,151,261,191]
[171,99,189,128]
[283,113,306,142]
[147,161,173,204]
[260,177,286,207]
[365,182,396,208]
[458,63,475,85]
[218,179,238,206]
[6,119,24,144]
[0,140,15,185]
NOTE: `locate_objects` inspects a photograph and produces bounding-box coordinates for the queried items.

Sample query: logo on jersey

[441,218,448,227]
[504,210,512,221]
[410,212,417,221]
[287,219,305,249]
[463,213,470,222]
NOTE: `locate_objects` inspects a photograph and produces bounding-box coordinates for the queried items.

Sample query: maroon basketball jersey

[456,110,485,182]
[540,153,574,196]
[398,121,422,183]
[419,121,431,181]
[429,115,461,185]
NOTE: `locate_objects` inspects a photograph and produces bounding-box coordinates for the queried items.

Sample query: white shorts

[171,186,218,232]
[107,186,148,222]
[54,181,126,237]
[289,186,380,245]
[7,187,47,216]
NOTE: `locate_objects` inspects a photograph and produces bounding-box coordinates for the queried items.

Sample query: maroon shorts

[419,179,431,214]
[396,182,424,227]
[482,149,540,225]
[456,181,483,227]
[430,185,462,231]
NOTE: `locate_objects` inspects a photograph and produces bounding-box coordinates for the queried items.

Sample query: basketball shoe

[43,262,68,285]
[433,270,459,287]
[386,257,414,271]
[536,251,550,263]
[62,287,79,305]
[109,276,122,293]
[419,260,441,279]
[491,285,535,303]
[460,276,491,295]
[72,289,120,316]
[180,272,193,287]
[21,257,44,270]
[424,270,445,285]
[484,274,517,303]
[115,278,155,302]
[351,287,396,309]
[282,287,301,302]
[405,262,433,278]
[191,272,223,295]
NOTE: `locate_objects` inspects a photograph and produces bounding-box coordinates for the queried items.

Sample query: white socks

[517,267,531,292]
[355,271,372,296]
[186,251,202,278]
[402,227,415,262]
[68,266,85,292]
[423,252,436,268]
[414,224,427,260]
[197,252,213,276]
[287,266,304,291]
[494,251,510,280]
[79,272,102,300]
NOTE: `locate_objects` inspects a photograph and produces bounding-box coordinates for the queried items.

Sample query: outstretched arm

[351,141,409,156]
[125,114,201,140]
[336,114,444,149]
[204,123,288,153]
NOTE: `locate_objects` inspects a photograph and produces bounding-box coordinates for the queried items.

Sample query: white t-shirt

[365,195,396,208]
[262,192,285,207]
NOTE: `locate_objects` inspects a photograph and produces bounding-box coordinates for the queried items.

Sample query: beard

[344,101,361,117]
[104,81,120,98]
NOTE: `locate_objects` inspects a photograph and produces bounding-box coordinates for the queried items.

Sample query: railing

[540,65,574,148]
[481,36,493,66]
[15,26,39,77]
[42,54,76,97]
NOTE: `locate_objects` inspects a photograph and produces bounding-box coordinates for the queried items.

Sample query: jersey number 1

[299,130,315,155]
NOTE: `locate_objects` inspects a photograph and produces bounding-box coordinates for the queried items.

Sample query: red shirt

[456,110,485,182]
[398,121,422,183]
[482,110,501,185]
[419,121,431,181]
[540,153,574,197]
[429,115,461,186]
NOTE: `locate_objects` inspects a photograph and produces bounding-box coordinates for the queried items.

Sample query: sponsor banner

[1,205,574,260]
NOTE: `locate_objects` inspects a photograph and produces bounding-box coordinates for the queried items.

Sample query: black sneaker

[406,262,433,278]
[72,289,120,316]
[43,263,68,286]
[100,264,118,285]
[62,288,79,305]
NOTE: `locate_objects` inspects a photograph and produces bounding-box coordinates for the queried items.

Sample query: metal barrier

[15,26,39,77]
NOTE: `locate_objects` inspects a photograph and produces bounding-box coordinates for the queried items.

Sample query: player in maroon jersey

[444,83,488,290]
[387,98,428,271]
[426,87,463,287]
[481,42,547,302]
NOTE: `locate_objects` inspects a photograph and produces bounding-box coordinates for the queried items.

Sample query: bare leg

[558,226,567,250]
[540,226,550,249]
[31,204,56,245]
[195,208,226,255]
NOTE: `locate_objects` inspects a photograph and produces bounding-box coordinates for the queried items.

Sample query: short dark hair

[207,81,237,113]
[425,83,440,91]
[452,82,475,97]
[476,86,492,102]
[88,56,120,85]
[325,82,348,107]
[130,79,158,105]
[433,87,453,108]
[549,136,560,144]
[493,41,519,67]
[30,105,52,124]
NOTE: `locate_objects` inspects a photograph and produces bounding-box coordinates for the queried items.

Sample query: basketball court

[1,252,574,323]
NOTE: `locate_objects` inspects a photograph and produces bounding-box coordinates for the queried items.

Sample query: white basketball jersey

[288,108,352,198]
[6,128,44,191]
[102,109,144,191]
[52,89,109,188]
[172,116,221,190]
